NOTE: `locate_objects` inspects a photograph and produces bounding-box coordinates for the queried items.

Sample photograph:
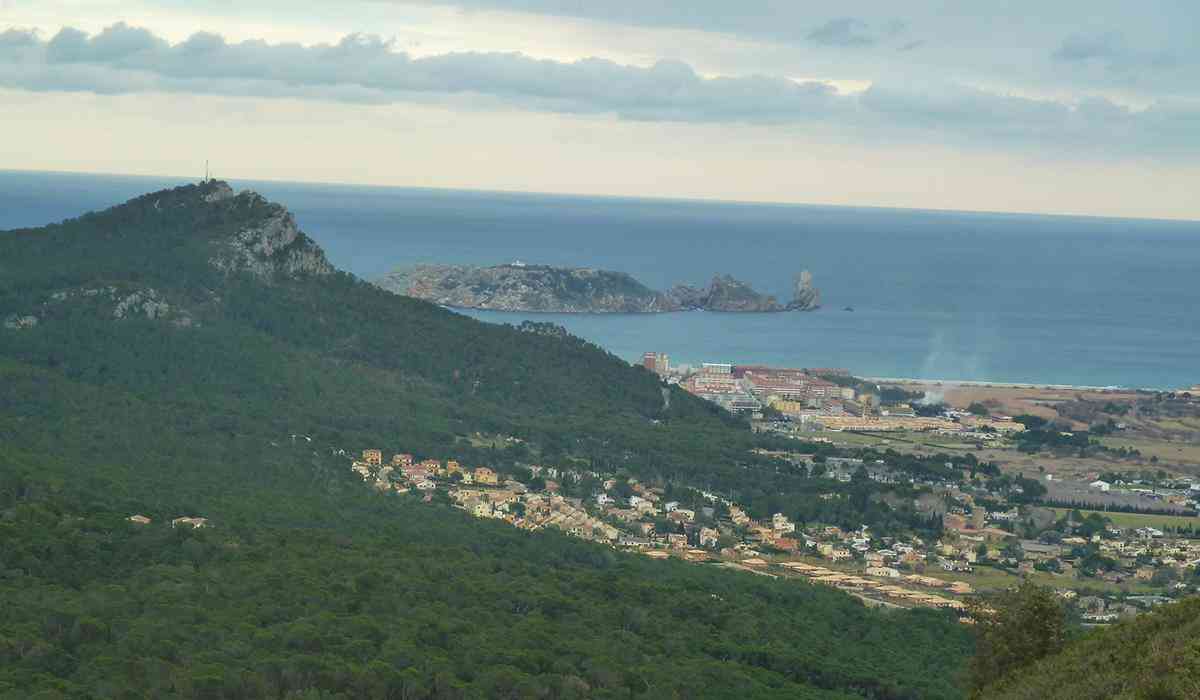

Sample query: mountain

[0,180,967,698]
[978,596,1200,699]
[376,263,821,313]
[0,180,749,480]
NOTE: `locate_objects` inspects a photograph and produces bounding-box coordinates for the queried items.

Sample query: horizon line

[3,166,1199,226]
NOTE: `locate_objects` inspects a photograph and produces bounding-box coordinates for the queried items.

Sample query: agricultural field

[1049,507,1200,532]
[841,430,979,453]
[1099,436,1200,470]
[896,381,1143,426]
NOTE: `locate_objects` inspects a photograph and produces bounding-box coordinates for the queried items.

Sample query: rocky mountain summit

[376,263,821,313]
[202,182,334,280]
[2,180,333,334]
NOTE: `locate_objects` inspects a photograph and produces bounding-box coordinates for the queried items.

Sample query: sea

[3,169,1198,390]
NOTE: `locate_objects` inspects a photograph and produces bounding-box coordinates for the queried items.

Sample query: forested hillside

[0,181,750,486]
[978,595,1200,699]
[0,181,972,698]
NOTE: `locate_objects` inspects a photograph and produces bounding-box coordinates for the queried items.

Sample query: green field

[927,564,1159,595]
[840,430,981,453]
[1050,507,1198,530]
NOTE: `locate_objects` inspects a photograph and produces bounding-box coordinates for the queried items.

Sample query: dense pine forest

[0,181,974,698]
[975,593,1200,699]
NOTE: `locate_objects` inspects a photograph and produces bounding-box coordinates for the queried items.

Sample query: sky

[2,0,1198,220]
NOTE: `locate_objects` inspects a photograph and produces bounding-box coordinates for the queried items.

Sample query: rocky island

[374,263,820,313]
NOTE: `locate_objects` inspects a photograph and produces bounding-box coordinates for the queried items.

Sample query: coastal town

[320,353,1200,626]
[350,411,1200,624]
[645,351,1028,438]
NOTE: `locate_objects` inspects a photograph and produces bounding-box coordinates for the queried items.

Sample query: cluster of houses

[125,514,209,529]
[667,361,1027,441]
[677,363,852,414]
[937,485,1200,585]
[348,448,983,613]
[348,444,1199,620]
[773,561,969,611]
[1067,591,1175,623]
[351,449,499,494]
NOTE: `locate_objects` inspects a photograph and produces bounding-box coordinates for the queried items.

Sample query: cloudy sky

[3,0,1198,219]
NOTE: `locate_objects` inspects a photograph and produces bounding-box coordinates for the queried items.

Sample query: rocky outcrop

[663,284,706,310]
[35,285,196,327]
[377,263,821,313]
[675,275,782,312]
[112,288,172,321]
[202,182,237,203]
[206,186,333,281]
[3,315,38,330]
[786,270,821,311]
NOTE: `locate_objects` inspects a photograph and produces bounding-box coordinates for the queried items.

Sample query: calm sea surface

[3,170,1198,388]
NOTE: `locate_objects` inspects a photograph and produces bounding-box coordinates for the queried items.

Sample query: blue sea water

[2,169,1198,389]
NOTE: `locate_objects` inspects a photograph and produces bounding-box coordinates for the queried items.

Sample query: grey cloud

[0,27,38,50]
[406,0,922,48]
[807,18,876,47]
[0,24,1194,156]
[0,26,844,120]
[1054,33,1124,62]
[401,0,1199,102]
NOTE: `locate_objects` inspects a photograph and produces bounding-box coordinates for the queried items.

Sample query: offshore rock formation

[669,275,781,312]
[377,263,821,313]
[377,264,678,313]
[787,270,821,311]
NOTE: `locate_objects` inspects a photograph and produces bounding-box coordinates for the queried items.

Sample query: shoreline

[860,376,1161,393]
[457,311,1193,392]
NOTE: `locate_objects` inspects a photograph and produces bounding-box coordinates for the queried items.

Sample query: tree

[1151,567,1178,587]
[968,582,1068,696]
[967,402,990,416]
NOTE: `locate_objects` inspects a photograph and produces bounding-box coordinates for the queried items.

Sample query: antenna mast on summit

[205,159,210,183]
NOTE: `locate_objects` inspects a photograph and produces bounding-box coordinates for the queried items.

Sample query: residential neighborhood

[349,444,1200,623]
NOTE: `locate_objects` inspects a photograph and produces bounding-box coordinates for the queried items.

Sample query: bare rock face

[694,274,782,312]
[113,288,171,320]
[786,270,821,311]
[665,284,707,309]
[37,285,196,326]
[206,188,334,280]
